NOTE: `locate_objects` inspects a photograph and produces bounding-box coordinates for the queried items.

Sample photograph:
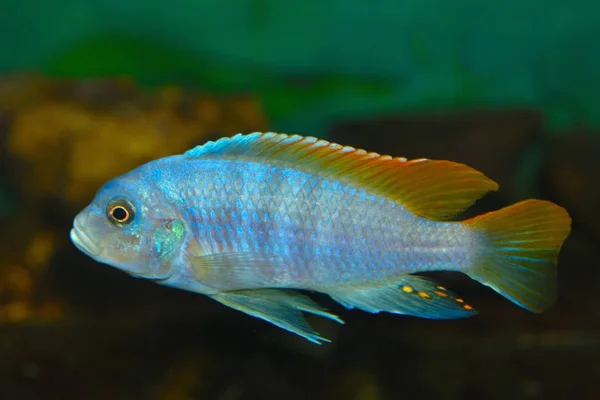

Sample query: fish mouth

[70,221,102,257]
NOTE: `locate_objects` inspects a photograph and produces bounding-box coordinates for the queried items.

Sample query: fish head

[70,167,186,280]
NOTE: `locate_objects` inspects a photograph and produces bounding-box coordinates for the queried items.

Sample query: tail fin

[464,199,571,313]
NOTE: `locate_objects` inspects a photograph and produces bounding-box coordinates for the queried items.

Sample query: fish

[70,132,572,344]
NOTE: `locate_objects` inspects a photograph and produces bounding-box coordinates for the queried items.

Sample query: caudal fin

[464,200,571,313]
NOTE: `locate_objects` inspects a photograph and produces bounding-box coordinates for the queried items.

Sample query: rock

[2,75,267,210]
[540,132,600,242]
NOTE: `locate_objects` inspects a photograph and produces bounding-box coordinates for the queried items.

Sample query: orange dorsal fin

[185,132,499,220]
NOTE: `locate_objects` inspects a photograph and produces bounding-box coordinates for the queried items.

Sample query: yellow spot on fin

[186,132,499,220]
[464,199,571,313]
[327,275,478,319]
[417,291,432,299]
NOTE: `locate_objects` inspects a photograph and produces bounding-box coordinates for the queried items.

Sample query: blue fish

[70,132,571,343]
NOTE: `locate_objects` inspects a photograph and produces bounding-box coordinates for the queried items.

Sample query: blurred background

[1,1,599,399]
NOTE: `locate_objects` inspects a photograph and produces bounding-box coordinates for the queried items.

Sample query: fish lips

[70,221,102,257]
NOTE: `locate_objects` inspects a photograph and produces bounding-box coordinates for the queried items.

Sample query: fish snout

[70,215,102,257]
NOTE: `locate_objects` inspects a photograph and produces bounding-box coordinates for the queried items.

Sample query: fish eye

[106,197,136,226]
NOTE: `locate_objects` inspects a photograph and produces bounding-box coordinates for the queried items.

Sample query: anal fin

[211,289,343,344]
[327,275,477,319]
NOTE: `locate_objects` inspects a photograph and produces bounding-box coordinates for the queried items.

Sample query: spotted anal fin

[211,289,344,344]
[327,275,477,319]
[184,132,499,220]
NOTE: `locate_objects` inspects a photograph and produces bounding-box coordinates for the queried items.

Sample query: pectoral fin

[211,289,343,344]
[327,275,478,319]
[189,251,287,290]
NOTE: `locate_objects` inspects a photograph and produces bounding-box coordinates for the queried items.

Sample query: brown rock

[540,132,600,243]
[1,75,267,210]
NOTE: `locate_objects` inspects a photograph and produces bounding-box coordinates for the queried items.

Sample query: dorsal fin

[184,132,499,220]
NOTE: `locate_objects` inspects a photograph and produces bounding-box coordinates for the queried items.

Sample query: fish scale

[163,159,472,288]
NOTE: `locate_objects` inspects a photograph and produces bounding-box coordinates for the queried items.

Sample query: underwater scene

[1,2,599,399]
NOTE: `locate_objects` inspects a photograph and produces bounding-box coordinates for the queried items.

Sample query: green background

[2,0,597,136]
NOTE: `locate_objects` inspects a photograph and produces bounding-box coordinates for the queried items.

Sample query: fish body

[153,157,473,290]
[71,132,571,343]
